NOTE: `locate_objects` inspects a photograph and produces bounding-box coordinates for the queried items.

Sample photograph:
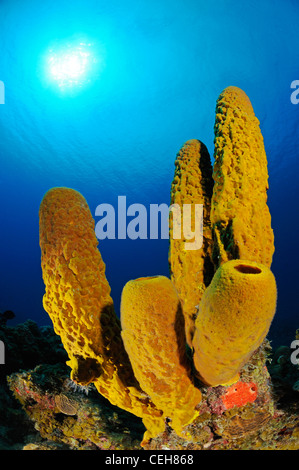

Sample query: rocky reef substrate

[0,319,298,450]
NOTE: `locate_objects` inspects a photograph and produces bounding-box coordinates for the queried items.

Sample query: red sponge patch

[222,381,258,410]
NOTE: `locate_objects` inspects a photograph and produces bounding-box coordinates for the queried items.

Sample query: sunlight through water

[46,41,100,91]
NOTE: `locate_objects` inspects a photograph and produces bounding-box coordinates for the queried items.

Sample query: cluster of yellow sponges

[39,86,277,443]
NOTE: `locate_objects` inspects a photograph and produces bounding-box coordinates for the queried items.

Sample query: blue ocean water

[0,0,298,348]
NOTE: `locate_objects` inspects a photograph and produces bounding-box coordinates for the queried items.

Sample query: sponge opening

[234,264,262,274]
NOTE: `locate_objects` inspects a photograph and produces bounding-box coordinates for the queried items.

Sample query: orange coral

[221,381,258,410]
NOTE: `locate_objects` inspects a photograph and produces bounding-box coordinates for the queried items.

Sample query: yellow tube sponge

[211,86,274,268]
[39,187,162,435]
[169,139,214,346]
[121,275,202,437]
[192,259,277,387]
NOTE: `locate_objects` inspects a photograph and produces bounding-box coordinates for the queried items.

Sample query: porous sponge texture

[39,187,162,431]
[169,139,214,346]
[211,86,274,268]
[192,259,277,387]
[121,275,202,437]
[39,187,111,383]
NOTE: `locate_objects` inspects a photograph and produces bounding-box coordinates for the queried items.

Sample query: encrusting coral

[5,324,299,449]
[39,187,163,442]
[192,259,277,386]
[169,139,214,346]
[120,275,202,437]
[211,86,274,268]
[36,86,286,448]
[7,363,145,450]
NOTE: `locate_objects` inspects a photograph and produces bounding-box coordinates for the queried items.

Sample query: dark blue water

[0,0,298,348]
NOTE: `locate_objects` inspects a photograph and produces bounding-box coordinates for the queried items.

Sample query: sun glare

[46,41,98,91]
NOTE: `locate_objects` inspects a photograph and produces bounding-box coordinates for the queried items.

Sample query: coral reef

[144,343,299,450]
[0,310,15,326]
[4,333,298,450]
[169,139,214,346]
[0,318,67,449]
[211,86,274,268]
[192,259,277,386]
[121,275,202,438]
[7,363,144,450]
[0,319,67,381]
[0,85,290,450]
[268,332,299,398]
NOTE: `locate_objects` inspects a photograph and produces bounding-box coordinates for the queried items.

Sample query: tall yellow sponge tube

[192,259,277,387]
[211,86,274,268]
[39,187,163,436]
[169,139,214,346]
[121,276,202,437]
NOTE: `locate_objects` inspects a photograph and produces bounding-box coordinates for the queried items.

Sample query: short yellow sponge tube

[121,276,202,437]
[192,259,277,387]
[211,86,274,268]
[39,187,163,437]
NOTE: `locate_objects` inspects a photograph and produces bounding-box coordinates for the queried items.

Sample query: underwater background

[0,0,298,348]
